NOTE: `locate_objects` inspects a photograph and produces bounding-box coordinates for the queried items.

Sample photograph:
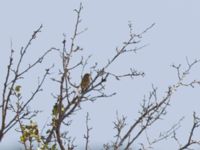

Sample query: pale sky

[0,0,200,149]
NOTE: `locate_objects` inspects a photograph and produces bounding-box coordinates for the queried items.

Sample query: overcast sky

[0,0,200,149]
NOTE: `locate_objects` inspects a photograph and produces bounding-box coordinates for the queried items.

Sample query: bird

[80,73,91,92]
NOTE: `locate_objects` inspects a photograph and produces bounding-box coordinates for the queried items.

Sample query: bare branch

[84,112,92,150]
[178,112,200,150]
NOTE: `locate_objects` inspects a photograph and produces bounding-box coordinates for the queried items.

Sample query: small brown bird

[80,73,91,92]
